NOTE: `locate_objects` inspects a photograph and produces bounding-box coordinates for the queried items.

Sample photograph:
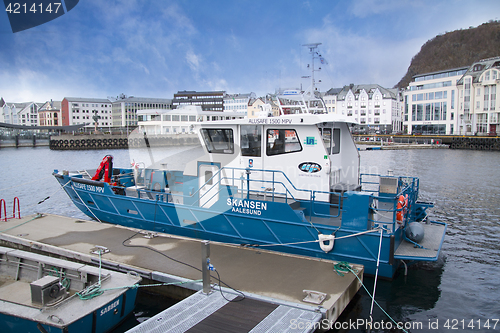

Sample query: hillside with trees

[396,20,500,88]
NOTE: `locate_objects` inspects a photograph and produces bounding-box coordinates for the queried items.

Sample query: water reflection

[330,257,445,332]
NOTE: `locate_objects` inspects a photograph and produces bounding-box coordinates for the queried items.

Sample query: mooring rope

[0,213,43,233]
[77,250,104,300]
[0,179,72,219]
[370,228,384,320]
[70,182,104,223]
[245,227,382,248]
[333,261,358,277]
[77,247,204,301]
[343,263,409,333]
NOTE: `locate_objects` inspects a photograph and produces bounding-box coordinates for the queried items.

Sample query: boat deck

[0,279,34,308]
[0,213,363,330]
[394,222,447,260]
[0,245,141,330]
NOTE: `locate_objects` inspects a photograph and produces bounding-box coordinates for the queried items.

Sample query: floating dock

[128,290,323,332]
[0,213,363,332]
[357,143,449,150]
[354,134,500,151]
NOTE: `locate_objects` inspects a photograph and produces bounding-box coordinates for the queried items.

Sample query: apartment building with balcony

[456,57,500,135]
[403,56,500,135]
[324,84,403,133]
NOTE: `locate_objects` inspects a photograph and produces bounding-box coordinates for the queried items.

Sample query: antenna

[302,43,322,92]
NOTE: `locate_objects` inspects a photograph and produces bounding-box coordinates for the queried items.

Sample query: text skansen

[226,198,267,216]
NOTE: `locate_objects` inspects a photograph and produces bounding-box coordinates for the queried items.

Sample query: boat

[53,110,446,279]
[0,245,141,332]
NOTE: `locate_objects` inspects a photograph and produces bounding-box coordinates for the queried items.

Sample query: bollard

[201,240,212,294]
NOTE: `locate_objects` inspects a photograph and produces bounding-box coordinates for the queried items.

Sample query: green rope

[77,251,104,300]
[77,284,104,300]
[0,213,43,233]
[48,266,71,291]
[77,246,204,301]
[333,261,358,277]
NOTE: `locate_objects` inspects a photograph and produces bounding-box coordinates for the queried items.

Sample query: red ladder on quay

[0,197,21,222]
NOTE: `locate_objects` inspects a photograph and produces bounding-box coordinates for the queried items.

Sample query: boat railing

[359,173,419,196]
[358,173,381,193]
[359,173,420,230]
[126,167,347,225]
[125,169,419,231]
[195,167,312,208]
[310,190,342,219]
[126,166,308,209]
[198,168,347,225]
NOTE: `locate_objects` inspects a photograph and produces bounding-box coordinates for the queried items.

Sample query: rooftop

[457,56,500,85]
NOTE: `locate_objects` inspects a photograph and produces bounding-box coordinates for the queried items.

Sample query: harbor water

[0,146,499,332]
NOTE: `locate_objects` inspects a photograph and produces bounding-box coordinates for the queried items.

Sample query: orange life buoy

[396,194,408,224]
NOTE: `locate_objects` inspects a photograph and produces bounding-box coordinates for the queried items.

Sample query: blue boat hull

[54,173,423,279]
[0,288,138,333]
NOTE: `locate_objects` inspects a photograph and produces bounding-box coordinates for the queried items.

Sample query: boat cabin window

[201,129,234,154]
[240,125,261,157]
[266,129,302,156]
[205,170,213,185]
[320,128,340,154]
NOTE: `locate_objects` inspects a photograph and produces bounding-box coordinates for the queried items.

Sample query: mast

[277,43,326,115]
[302,43,322,93]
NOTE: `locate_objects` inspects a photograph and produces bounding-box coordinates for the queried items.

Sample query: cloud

[2,0,500,103]
[202,78,228,92]
[300,17,425,88]
[226,30,241,52]
[161,3,197,37]
[348,0,417,18]
[186,50,201,72]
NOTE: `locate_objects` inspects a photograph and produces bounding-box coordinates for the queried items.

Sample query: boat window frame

[320,127,340,154]
[200,128,234,154]
[205,170,213,185]
[332,128,340,154]
[266,129,302,156]
[240,125,262,157]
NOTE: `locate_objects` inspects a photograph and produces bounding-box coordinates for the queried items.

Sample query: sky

[1,0,499,103]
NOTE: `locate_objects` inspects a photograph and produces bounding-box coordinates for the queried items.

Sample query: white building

[111,96,172,128]
[137,105,245,135]
[404,67,468,135]
[322,88,341,114]
[224,93,255,113]
[61,97,112,129]
[1,102,41,126]
[324,84,403,133]
[456,57,500,135]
